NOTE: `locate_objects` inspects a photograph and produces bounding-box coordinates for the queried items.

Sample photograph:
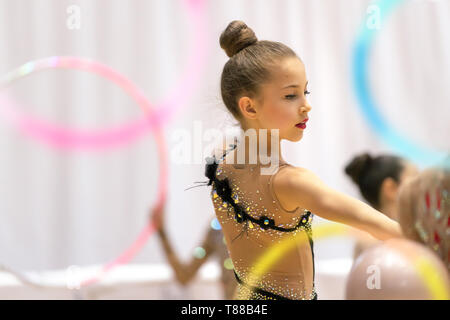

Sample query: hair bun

[220,20,258,58]
[345,153,373,184]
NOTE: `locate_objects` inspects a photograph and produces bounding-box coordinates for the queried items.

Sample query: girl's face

[380,161,419,220]
[246,57,312,142]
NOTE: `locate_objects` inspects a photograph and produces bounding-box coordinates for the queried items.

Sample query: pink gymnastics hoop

[0,0,207,151]
[0,0,207,288]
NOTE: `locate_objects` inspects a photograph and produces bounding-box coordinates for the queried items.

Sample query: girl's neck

[234,127,285,167]
[379,201,398,221]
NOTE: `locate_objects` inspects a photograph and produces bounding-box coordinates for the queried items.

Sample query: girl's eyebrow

[282,81,308,89]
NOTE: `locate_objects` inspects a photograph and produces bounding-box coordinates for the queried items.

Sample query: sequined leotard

[205,143,317,300]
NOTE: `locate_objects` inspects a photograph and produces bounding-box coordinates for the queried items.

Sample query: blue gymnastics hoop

[352,0,449,170]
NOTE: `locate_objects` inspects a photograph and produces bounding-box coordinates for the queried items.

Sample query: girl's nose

[300,102,312,113]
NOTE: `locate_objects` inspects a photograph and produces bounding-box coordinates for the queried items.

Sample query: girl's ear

[380,177,398,202]
[238,96,258,120]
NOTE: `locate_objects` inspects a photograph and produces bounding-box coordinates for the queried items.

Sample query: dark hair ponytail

[345,153,405,209]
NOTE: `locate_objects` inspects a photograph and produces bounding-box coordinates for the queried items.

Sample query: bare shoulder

[273,165,320,188]
[272,165,327,210]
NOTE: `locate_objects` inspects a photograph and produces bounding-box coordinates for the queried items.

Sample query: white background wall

[0,0,448,285]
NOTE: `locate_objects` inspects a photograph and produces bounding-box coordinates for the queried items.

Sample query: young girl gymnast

[200,20,404,301]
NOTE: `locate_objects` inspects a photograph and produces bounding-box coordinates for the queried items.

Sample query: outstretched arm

[273,166,404,240]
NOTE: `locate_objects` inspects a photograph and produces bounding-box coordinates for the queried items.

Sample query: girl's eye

[285,91,310,99]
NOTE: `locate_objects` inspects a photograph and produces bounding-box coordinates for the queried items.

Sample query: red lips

[295,118,309,128]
